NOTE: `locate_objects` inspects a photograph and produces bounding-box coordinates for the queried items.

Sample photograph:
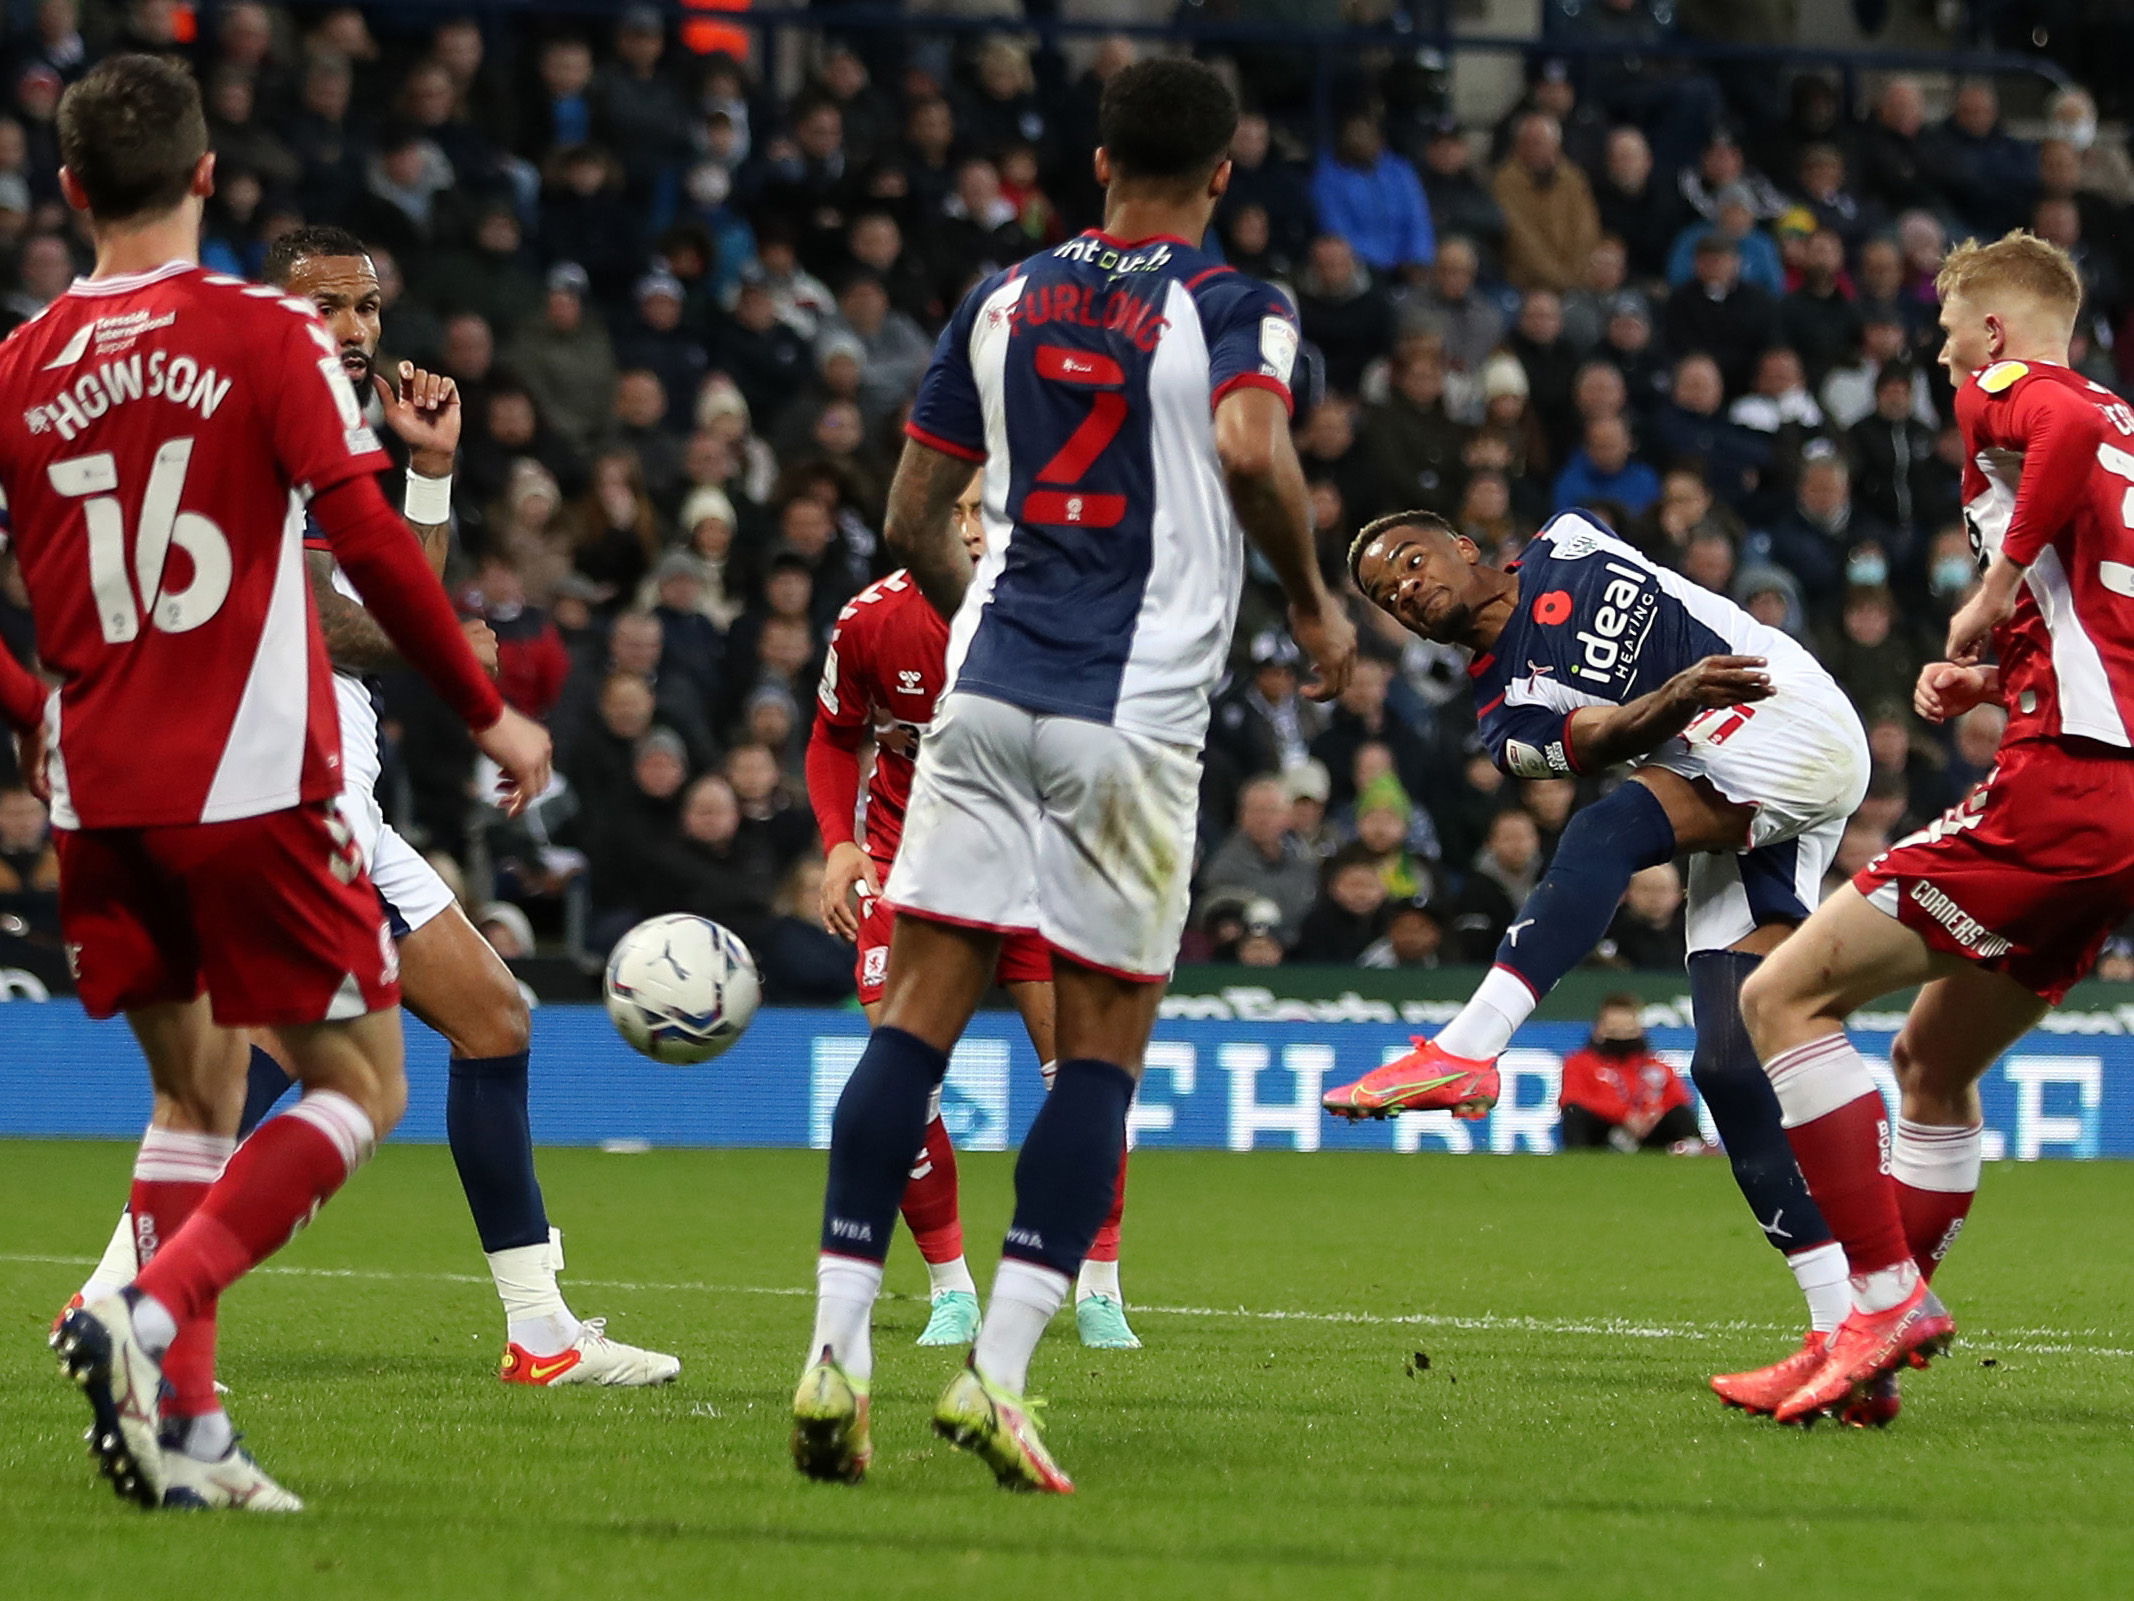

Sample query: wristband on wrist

[404,471,454,524]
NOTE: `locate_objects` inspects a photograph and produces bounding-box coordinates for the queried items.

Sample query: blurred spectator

[570,448,663,603]
[1824,815,1889,899]
[1632,461,1743,572]
[474,902,535,962]
[1733,562,1807,639]
[1767,453,1891,617]
[1310,654,1435,813]
[642,551,723,705]
[594,6,693,203]
[1292,843,1391,963]
[509,263,616,454]
[1359,895,1444,970]
[1678,126,1787,225]
[1603,864,1686,971]
[556,611,715,776]
[1820,585,1916,720]
[1493,112,1600,293]
[465,553,571,719]
[1662,233,1777,397]
[1219,111,1315,264]
[1821,312,1931,432]
[1779,229,1862,386]
[820,270,930,428]
[1199,774,1320,948]
[2046,86,2134,209]
[712,266,810,425]
[1666,182,1783,297]
[608,368,685,510]
[1447,807,1540,962]
[1559,235,1636,356]
[350,122,456,271]
[1593,126,1681,281]
[1417,116,1504,262]
[1847,362,1940,551]
[1923,79,2036,240]
[1557,993,1701,1152]
[1597,294,1670,421]
[1794,144,1879,258]
[1403,235,1501,377]
[1295,234,1396,396]
[727,741,815,871]
[1311,108,1434,279]
[1508,289,1578,461]
[1650,353,1769,511]
[1286,760,1340,863]
[1359,336,1468,517]
[1856,78,1945,219]
[1554,415,1659,518]
[758,854,857,1004]
[1351,772,1431,902]
[1209,631,1328,814]
[426,202,544,340]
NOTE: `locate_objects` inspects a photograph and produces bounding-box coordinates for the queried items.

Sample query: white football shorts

[340,783,455,939]
[1639,677,1870,955]
[886,690,1202,980]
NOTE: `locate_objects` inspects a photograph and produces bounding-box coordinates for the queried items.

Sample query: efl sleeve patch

[1978,360,2029,394]
[1259,316,1298,385]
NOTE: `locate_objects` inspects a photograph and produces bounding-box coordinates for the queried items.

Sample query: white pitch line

[7,1251,2132,1357]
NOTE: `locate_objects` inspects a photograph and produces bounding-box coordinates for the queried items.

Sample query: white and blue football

[603,914,761,1065]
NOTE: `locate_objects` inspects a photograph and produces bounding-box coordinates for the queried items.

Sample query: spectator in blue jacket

[1311,110,1435,280]
[1553,415,1660,517]
[1923,79,2037,239]
[1665,183,1783,296]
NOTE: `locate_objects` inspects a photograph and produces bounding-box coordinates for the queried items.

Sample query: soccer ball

[603,914,761,1065]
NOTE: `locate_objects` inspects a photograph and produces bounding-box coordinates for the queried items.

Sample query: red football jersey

[0,262,390,828]
[1959,359,2134,750]
[815,569,949,864]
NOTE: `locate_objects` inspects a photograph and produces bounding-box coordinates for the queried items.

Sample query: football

[603,913,762,1065]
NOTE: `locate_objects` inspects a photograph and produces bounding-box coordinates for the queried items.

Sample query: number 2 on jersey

[49,438,231,643]
[1024,345,1126,529]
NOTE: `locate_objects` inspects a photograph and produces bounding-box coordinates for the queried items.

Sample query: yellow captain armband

[1978,360,2029,393]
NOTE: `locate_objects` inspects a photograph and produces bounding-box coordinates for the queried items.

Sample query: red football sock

[1892,1119,1983,1284]
[1087,1138,1128,1263]
[1767,1035,1910,1277]
[900,1113,963,1265]
[128,1126,234,1416]
[133,1092,375,1327]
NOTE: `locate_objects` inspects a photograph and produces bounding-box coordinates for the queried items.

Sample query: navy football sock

[820,1026,947,1263]
[235,1045,295,1139]
[1689,950,1835,1255]
[446,1051,550,1253]
[1493,780,1678,999]
[1001,1059,1135,1278]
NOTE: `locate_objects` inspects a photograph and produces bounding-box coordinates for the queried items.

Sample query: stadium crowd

[0,0,2128,998]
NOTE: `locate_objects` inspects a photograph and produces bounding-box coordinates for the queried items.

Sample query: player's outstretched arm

[308,548,403,674]
[1564,654,1773,770]
[805,714,878,940]
[884,440,978,621]
[1216,386,1354,701]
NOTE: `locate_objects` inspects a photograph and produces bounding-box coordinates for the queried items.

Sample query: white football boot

[500,1318,681,1387]
[160,1439,305,1512]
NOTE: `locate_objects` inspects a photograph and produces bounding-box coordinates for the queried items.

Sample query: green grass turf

[5,1142,2134,1600]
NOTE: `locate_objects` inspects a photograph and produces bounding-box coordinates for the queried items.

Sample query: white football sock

[1433,966,1537,1060]
[926,1255,977,1297]
[1786,1241,1852,1335]
[973,1259,1069,1395]
[1891,1119,1984,1193]
[129,1292,178,1359]
[79,1207,140,1303]
[1076,1257,1121,1303]
[810,1255,884,1385]
[492,1227,582,1354]
[1852,1260,1921,1314]
[175,1409,235,1463]
[1764,1033,1878,1128]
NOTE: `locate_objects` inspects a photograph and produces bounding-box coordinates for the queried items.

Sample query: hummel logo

[896,669,924,694]
[1760,1210,1793,1241]
[1506,919,1534,947]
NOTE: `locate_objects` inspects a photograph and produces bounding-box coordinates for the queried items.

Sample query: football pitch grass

[6,1142,2134,1600]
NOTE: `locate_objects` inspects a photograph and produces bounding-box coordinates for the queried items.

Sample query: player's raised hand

[1665,655,1774,710]
[375,361,461,464]
[1915,660,1995,723]
[821,840,881,942]
[1288,599,1356,702]
[475,706,552,818]
[462,617,499,677]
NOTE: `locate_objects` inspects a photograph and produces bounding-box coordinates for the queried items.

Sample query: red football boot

[1773,1282,1954,1425]
[1841,1370,1902,1428]
[1322,1039,1500,1121]
[1710,1330,1828,1414]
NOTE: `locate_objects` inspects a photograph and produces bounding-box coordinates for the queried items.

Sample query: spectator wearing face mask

[1558,994,1704,1152]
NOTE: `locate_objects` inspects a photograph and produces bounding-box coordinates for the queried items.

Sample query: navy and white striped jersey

[905,229,1298,746]
[1472,512,1835,779]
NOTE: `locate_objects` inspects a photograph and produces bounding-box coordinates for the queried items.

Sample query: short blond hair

[1935,229,2082,312]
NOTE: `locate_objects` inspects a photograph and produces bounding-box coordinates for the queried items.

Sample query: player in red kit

[807,469,1139,1350]
[5,56,548,1510]
[1733,232,2134,1424]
